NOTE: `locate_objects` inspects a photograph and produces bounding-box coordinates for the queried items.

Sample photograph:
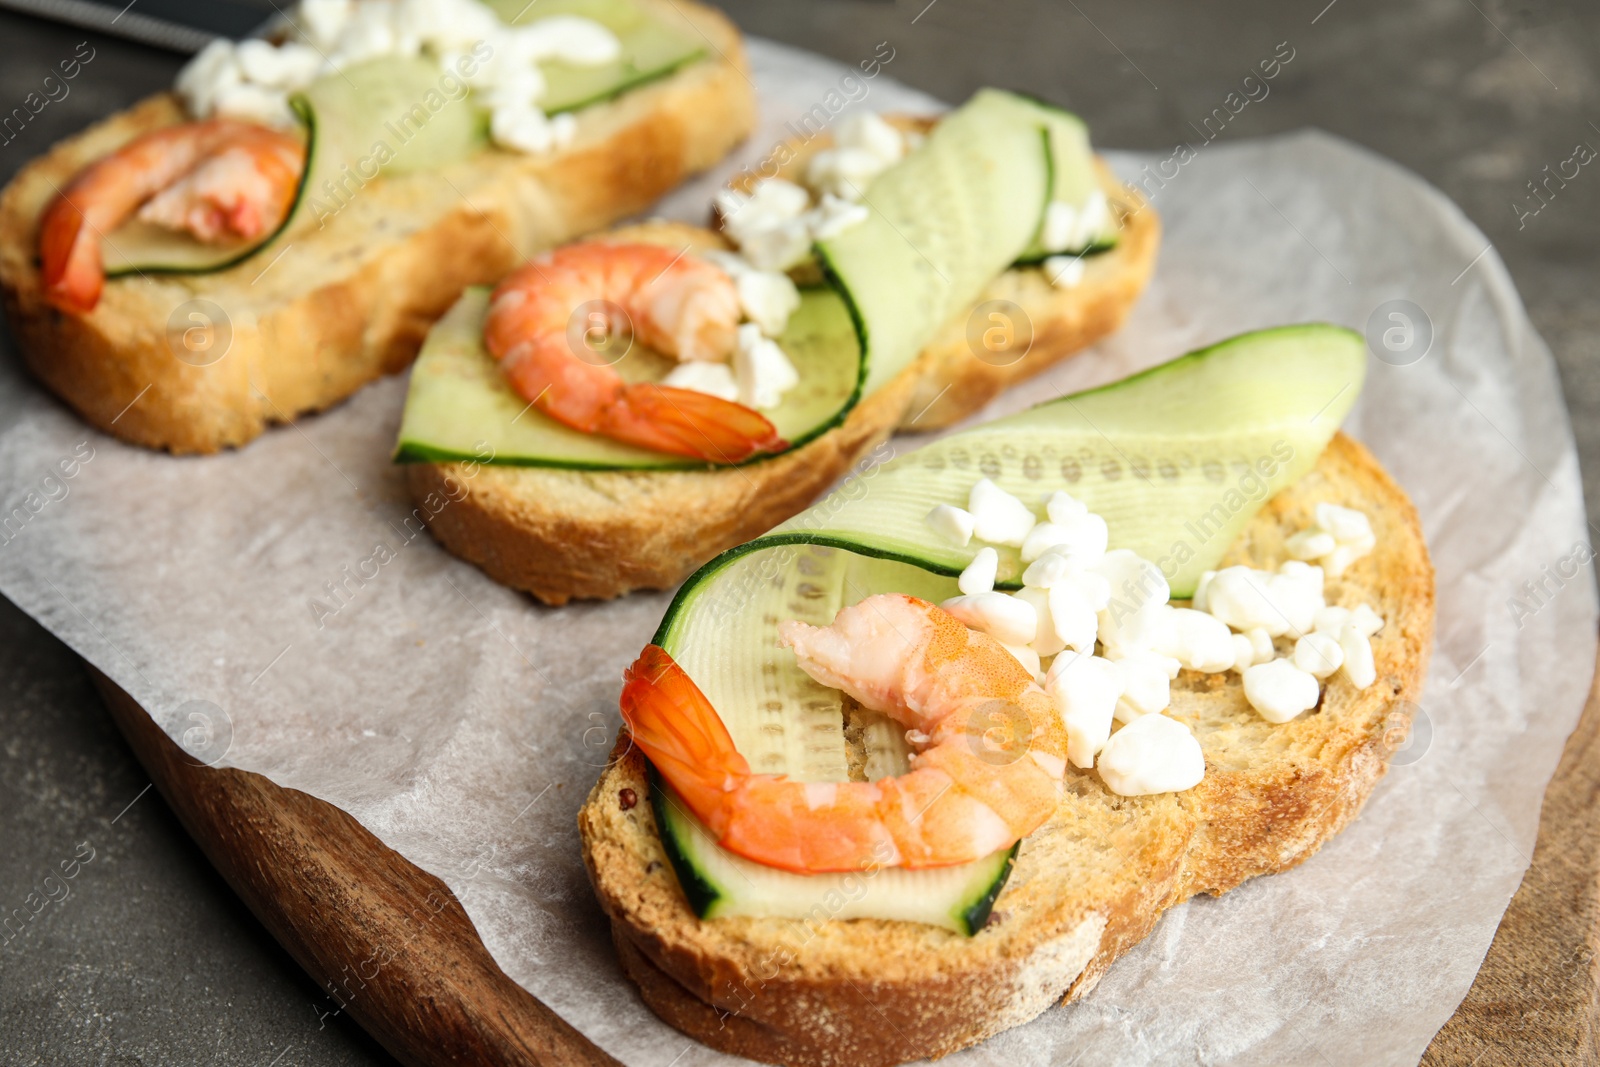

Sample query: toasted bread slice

[0,0,754,454]
[407,157,1159,605]
[578,433,1435,1067]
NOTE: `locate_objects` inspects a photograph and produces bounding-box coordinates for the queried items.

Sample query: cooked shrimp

[620,594,1070,873]
[38,118,305,314]
[483,242,786,463]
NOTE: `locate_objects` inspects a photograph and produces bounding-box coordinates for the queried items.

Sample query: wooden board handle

[89,666,616,1067]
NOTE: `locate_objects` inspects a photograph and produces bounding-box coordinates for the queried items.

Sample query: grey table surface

[1,2,1596,1064]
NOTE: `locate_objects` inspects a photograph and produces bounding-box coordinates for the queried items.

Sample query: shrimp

[619,594,1070,873]
[38,118,305,314]
[482,242,787,463]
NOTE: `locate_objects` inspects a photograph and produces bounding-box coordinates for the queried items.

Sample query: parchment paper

[0,39,1593,1067]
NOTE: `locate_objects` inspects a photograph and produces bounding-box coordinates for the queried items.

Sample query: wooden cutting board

[87,654,1600,1067]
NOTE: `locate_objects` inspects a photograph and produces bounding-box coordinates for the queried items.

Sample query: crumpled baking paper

[0,38,1592,1067]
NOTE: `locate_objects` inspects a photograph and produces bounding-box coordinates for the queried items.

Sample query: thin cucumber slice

[393,284,860,469]
[651,541,1013,935]
[101,217,287,276]
[820,88,1053,400]
[1014,101,1119,263]
[488,0,707,114]
[298,55,488,179]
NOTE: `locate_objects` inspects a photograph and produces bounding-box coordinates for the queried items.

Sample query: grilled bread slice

[578,432,1434,1067]
[0,0,754,454]
[406,156,1160,605]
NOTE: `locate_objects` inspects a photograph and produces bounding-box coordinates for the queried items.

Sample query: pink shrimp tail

[620,646,751,828]
[38,199,100,314]
[601,383,786,464]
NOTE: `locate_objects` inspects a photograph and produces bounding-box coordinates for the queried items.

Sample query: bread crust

[578,433,1435,1066]
[0,0,755,454]
[410,158,1160,605]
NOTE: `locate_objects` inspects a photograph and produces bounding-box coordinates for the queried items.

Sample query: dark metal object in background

[0,0,273,52]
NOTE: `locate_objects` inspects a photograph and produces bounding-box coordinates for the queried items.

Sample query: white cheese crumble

[1050,581,1103,653]
[1230,632,1259,672]
[1037,188,1112,254]
[700,249,801,340]
[1043,255,1086,289]
[808,194,871,239]
[733,270,801,339]
[175,0,618,156]
[958,546,1000,595]
[1243,627,1275,668]
[1020,508,1108,564]
[1001,641,1043,679]
[1043,490,1086,525]
[660,360,737,402]
[838,112,906,167]
[1012,555,1108,658]
[717,113,907,269]
[1045,652,1124,769]
[1203,563,1322,637]
[716,178,872,273]
[1021,549,1072,591]
[1096,549,1172,656]
[678,248,803,410]
[1286,503,1377,578]
[924,504,975,547]
[1039,201,1080,253]
[1096,712,1205,797]
[1350,603,1385,636]
[1292,632,1344,679]
[1286,528,1336,561]
[1312,604,1351,635]
[804,112,907,201]
[968,478,1038,547]
[733,324,800,411]
[490,108,577,155]
[662,317,800,414]
[1338,621,1377,688]
[1107,650,1176,722]
[1243,658,1321,723]
[806,146,890,202]
[1153,606,1236,674]
[1013,588,1063,656]
[939,591,1037,646]
[716,179,809,248]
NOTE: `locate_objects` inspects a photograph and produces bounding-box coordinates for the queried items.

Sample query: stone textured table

[1,2,1595,1064]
